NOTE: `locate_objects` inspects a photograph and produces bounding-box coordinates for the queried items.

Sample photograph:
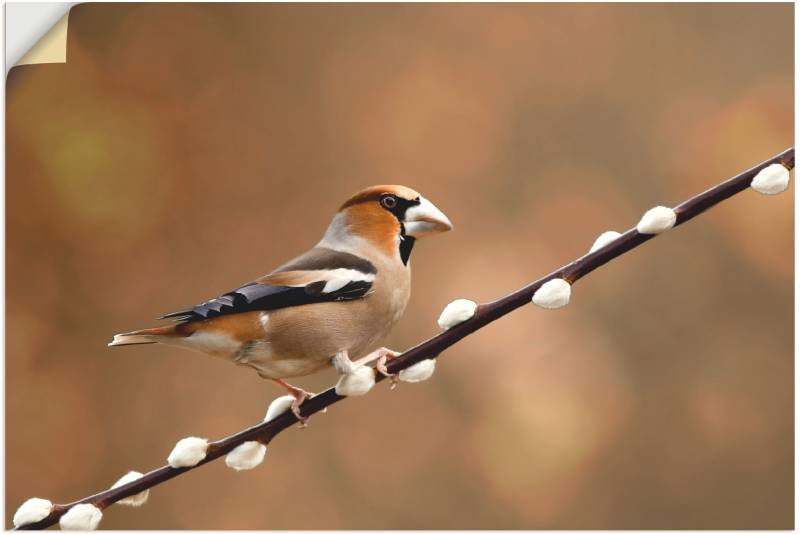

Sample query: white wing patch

[320,268,375,293]
[265,268,375,294]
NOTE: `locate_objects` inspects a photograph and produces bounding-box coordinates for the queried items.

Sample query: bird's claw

[290,392,312,428]
[272,379,313,428]
[376,354,399,389]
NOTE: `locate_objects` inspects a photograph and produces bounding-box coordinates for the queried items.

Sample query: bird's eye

[381,195,398,209]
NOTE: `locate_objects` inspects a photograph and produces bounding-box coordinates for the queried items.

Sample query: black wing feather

[159,275,373,323]
[159,247,376,323]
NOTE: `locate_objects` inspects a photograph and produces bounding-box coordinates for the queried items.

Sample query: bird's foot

[376,353,400,389]
[290,394,311,427]
[334,348,402,389]
[273,379,313,428]
[359,348,401,389]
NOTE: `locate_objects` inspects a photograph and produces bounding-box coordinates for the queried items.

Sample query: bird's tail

[108,325,178,347]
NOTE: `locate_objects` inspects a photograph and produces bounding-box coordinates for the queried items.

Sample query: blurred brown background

[6,3,793,529]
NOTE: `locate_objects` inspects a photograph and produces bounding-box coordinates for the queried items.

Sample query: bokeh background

[6,3,793,529]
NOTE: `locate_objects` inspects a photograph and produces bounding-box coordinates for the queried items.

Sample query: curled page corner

[7,3,76,72]
[17,13,69,67]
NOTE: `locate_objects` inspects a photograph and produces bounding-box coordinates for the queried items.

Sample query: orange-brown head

[328,185,453,261]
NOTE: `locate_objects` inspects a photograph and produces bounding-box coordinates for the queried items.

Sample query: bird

[108,185,453,421]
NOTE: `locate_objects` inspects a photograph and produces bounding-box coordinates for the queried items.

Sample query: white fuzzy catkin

[751,163,791,195]
[636,206,676,234]
[225,441,267,471]
[225,394,297,472]
[437,299,478,329]
[399,359,436,383]
[13,497,53,527]
[59,504,103,531]
[167,436,209,468]
[264,394,296,422]
[589,231,622,253]
[532,278,572,309]
[335,365,376,396]
[110,471,149,507]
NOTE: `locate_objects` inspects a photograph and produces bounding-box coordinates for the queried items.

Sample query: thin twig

[16,147,794,530]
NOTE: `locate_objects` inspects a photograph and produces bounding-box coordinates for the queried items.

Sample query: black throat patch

[399,234,415,265]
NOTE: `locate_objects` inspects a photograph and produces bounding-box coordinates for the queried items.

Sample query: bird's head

[324,185,453,263]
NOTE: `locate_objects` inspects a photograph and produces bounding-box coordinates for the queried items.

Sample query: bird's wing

[159,247,377,323]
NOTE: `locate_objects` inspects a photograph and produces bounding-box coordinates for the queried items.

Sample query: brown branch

[15,147,794,530]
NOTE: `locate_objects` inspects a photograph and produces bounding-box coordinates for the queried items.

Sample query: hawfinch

[109,185,452,419]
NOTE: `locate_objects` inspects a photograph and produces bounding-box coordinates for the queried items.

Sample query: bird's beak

[403,196,453,238]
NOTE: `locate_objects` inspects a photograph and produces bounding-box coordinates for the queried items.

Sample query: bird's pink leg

[355,347,402,389]
[272,378,313,427]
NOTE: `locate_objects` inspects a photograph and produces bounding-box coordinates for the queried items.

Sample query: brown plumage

[109,185,453,418]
